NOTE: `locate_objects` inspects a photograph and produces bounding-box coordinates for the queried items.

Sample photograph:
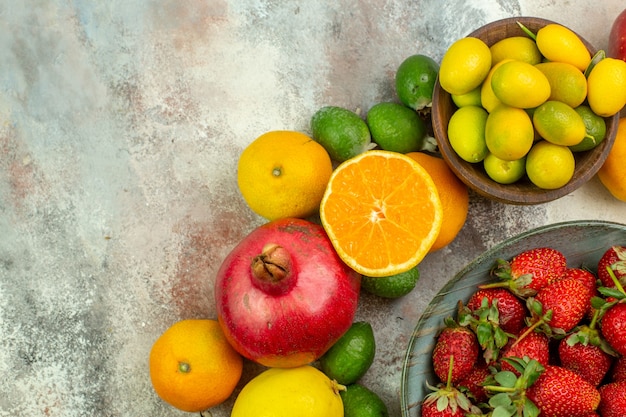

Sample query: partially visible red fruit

[562,268,598,315]
[597,245,626,289]
[487,247,567,297]
[609,8,626,61]
[598,381,626,417]
[558,335,613,386]
[534,278,589,333]
[466,288,527,334]
[601,302,626,356]
[526,365,600,417]
[432,320,479,384]
[501,330,550,374]
[457,361,491,403]
[610,355,626,382]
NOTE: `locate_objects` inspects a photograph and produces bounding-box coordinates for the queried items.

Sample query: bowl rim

[400,219,626,417]
[432,16,619,205]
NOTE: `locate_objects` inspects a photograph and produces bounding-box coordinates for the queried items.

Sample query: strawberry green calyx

[482,357,544,417]
[457,298,514,363]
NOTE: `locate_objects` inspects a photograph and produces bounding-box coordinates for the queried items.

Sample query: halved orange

[320,150,443,277]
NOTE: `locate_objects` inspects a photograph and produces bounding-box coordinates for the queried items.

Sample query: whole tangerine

[149,319,243,412]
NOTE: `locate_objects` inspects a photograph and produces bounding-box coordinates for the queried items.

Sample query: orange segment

[320,150,443,277]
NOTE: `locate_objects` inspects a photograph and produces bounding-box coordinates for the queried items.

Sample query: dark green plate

[400,220,626,417]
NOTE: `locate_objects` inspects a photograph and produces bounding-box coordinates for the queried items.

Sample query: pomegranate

[214,217,361,368]
[609,8,626,61]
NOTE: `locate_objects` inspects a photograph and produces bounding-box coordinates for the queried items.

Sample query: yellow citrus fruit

[526,141,575,189]
[149,319,243,412]
[490,36,542,66]
[231,366,344,417]
[491,60,551,109]
[587,57,626,117]
[452,86,482,108]
[532,100,587,146]
[536,23,591,71]
[480,59,513,113]
[320,150,443,277]
[406,152,469,252]
[483,153,527,184]
[439,37,492,95]
[447,105,489,163]
[598,117,626,201]
[237,130,333,221]
[535,61,588,108]
[485,106,535,161]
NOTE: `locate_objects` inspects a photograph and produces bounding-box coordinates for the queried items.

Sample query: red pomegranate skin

[214,217,361,368]
[609,8,626,61]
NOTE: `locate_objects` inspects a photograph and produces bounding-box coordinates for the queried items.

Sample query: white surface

[1,1,625,416]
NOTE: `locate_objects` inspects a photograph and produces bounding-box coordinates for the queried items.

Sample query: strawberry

[610,355,626,382]
[422,356,480,417]
[457,360,491,404]
[601,302,626,356]
[562,267,598,315]
[485,247,567,297]
[530,278,590,334]
[526,365,600,417]
[597,381,626,417]
[466,288,527,335]
[597,245,626,289]
[500,330,550,374]
[558,334,614,386]
[432,318,479,384]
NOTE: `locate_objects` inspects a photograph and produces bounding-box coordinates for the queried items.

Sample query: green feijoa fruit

[319,322,375,385]
[395,54,439,110]
[366,102,427,154]
[361,267,419,299]
[340,383,389,417]
[310,105,374,162]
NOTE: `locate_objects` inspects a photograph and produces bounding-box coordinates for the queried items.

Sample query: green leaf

[490,392,514,408]
[494,370,518,388]
[522,398,540,417]
[493,405,516,417]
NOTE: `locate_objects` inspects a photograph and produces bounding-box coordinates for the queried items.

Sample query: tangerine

[598,117,626,202]
[320,150,443,277]
[149,319,243,412]
[237,130,333,221]
[406,152,469,251]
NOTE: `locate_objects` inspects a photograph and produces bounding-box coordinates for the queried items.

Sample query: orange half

[320,150,443,277]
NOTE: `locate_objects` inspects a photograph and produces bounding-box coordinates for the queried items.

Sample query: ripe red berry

[597,245,626,288]
[526,365,600,417]
[500,330,550,374]
[601,302,626,356]
[598,381,626,417]
[432,322,479,384]
[558,336,613,386]
[535,278,589,333]
[466,288,527,334]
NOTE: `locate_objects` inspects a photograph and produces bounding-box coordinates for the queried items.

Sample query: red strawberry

[500,330,550,374]
[601,302,626,356]
[610,355,626,382]
[422,356,478,417]
[457,361,491,404]
[597,245,626,289]
[598,381,626,417]
[466,288,527,334]
[432,318,479,384]
[532,278,590,333]
[558,334,614,386]
[526,365,600,417]
[562,267,598,315]
[486,247,567,297]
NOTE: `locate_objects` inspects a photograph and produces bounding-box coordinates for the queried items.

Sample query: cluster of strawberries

[421,245,626,417]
